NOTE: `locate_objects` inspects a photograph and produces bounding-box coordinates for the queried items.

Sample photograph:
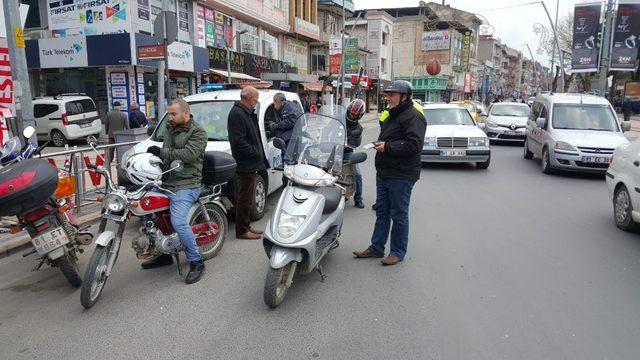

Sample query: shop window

[34,104,58,118]
[381,58,387,73]
[237,22,259,55]
[312,53,326,72]
[262,31,278,59]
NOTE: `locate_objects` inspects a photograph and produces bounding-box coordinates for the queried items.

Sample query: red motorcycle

[0,129,92,287]
[80,140,235,309]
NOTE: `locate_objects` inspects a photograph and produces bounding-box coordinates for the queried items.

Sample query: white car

[33,95,102,147]
[421,104,491,169]
[123,84,302,220]
[523,93,630,174]
[606,138,640,231]
[482,102,531,143]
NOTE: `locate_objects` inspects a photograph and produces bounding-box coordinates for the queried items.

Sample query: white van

[33,95,102,147]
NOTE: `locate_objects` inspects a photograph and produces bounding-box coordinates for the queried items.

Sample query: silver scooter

[261,106,367,308]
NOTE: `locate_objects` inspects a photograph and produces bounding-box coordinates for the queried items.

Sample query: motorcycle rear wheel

[192,203,227,260]
[54,253,82,288]
[80,244,111,309]
[264,263,295,308]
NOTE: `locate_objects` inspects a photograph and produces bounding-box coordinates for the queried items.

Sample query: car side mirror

[478,122,486,130]
[622,121,632,132]
[347,152,367,164]
[147,124,157,136]
[536,117,547,129]
[273,137,286,150]
[22,126,35,139]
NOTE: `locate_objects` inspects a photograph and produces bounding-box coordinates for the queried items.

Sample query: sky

[353,0,583,67]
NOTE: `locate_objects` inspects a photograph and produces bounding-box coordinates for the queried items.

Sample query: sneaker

[185,260,206,284]
[355,201,365,209]
[141,254,174,270]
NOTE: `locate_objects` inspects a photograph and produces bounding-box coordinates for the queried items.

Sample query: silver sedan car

[481,102,531,143]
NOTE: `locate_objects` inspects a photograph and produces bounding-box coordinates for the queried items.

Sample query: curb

[0,210,103,260]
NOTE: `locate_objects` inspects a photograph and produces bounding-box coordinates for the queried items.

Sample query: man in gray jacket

[105,101,129,161]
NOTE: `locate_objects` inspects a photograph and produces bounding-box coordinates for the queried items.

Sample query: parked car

[33,95,102,147]
[481,102,531,143]
[421,104,491,169]
[523,93,631,174]
[451,100,479,122]
[606,138,640,231]
[123,83,302,220]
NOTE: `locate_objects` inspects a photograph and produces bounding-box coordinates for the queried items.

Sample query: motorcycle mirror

[347,152,367,164]
[273,137,286,150]
[22,126,35,139]
[86,135,98,147]
[170,160,184,172]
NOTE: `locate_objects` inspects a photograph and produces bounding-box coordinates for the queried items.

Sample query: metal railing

[36,140,141,214]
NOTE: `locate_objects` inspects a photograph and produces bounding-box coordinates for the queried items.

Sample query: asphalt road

[1,129,640,359]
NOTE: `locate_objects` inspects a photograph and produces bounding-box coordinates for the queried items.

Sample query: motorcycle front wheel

[264,262,296,308]
[53,252,82,288]
[80,244,111,309]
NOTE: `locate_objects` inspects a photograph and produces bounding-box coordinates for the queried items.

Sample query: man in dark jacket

[145,99,208,284]
[129,102,149,128]
[228,86,270,240]
[269,93,303,185]
[353,80,426,266]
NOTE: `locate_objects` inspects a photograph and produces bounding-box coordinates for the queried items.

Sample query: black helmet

[384,80,413,98]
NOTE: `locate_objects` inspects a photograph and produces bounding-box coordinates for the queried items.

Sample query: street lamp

[226,30,248,83]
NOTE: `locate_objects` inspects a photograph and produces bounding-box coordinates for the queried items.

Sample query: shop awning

[301,82,332,92]
[210,69,260,81]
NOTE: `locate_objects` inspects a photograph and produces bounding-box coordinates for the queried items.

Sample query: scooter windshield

[284,105,346,175]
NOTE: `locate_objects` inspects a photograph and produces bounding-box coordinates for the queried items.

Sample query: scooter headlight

[277,210,306,239]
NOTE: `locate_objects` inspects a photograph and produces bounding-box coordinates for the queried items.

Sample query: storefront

[394,76,448,103]
[26,33,133,121]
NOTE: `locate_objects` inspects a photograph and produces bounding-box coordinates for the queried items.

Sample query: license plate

[582,156,611,164]
[32,227,69,255]
[504,130,520,136]
[79,123,90,128]
[440,149,466,157]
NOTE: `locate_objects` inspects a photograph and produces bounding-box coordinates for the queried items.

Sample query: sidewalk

[624,114,640,140]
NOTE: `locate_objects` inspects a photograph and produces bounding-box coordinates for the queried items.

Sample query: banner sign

[283,36,308,74]
[421,30,451,51]
[344,38,359,72]
[461,31,471,71]
[0,38,15,120]
[611,0,640,71]
[47,0,130,35]
[138,44,164,60]
[571,3,601,72]
[39,36,88,68]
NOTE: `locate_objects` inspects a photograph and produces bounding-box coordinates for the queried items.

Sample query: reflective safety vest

[379,100,424,122]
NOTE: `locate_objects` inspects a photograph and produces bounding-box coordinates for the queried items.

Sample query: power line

[476,1,541,13]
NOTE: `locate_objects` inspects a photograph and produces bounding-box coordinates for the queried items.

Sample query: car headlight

[104,193,127,212]
[554,141,578,152]
[469,137,489,147]
[277,210,306,239]
[485,119,498,128]
[424,137,436,147]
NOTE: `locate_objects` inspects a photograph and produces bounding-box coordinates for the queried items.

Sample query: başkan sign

[610,0,640,71]
[571,3,601,72]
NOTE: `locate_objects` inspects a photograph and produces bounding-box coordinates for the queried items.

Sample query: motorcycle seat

[314,187,342,214]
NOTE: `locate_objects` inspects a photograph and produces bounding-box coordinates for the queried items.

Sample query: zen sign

[138,44,165,61]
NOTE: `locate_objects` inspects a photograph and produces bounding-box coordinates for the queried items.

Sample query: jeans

[343,151,363,204]
[369,177,415,260]
[168,187,201,262]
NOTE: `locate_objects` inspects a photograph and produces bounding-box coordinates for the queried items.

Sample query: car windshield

[425,108,476,126]
[153,101,236,141]
[491,104,531,117]
[552,104,619,132]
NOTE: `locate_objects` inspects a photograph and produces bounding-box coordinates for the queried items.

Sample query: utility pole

[540,1,565,91]
[2,0,34,139]
[339,0,346,105]
[598,0,615,96]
